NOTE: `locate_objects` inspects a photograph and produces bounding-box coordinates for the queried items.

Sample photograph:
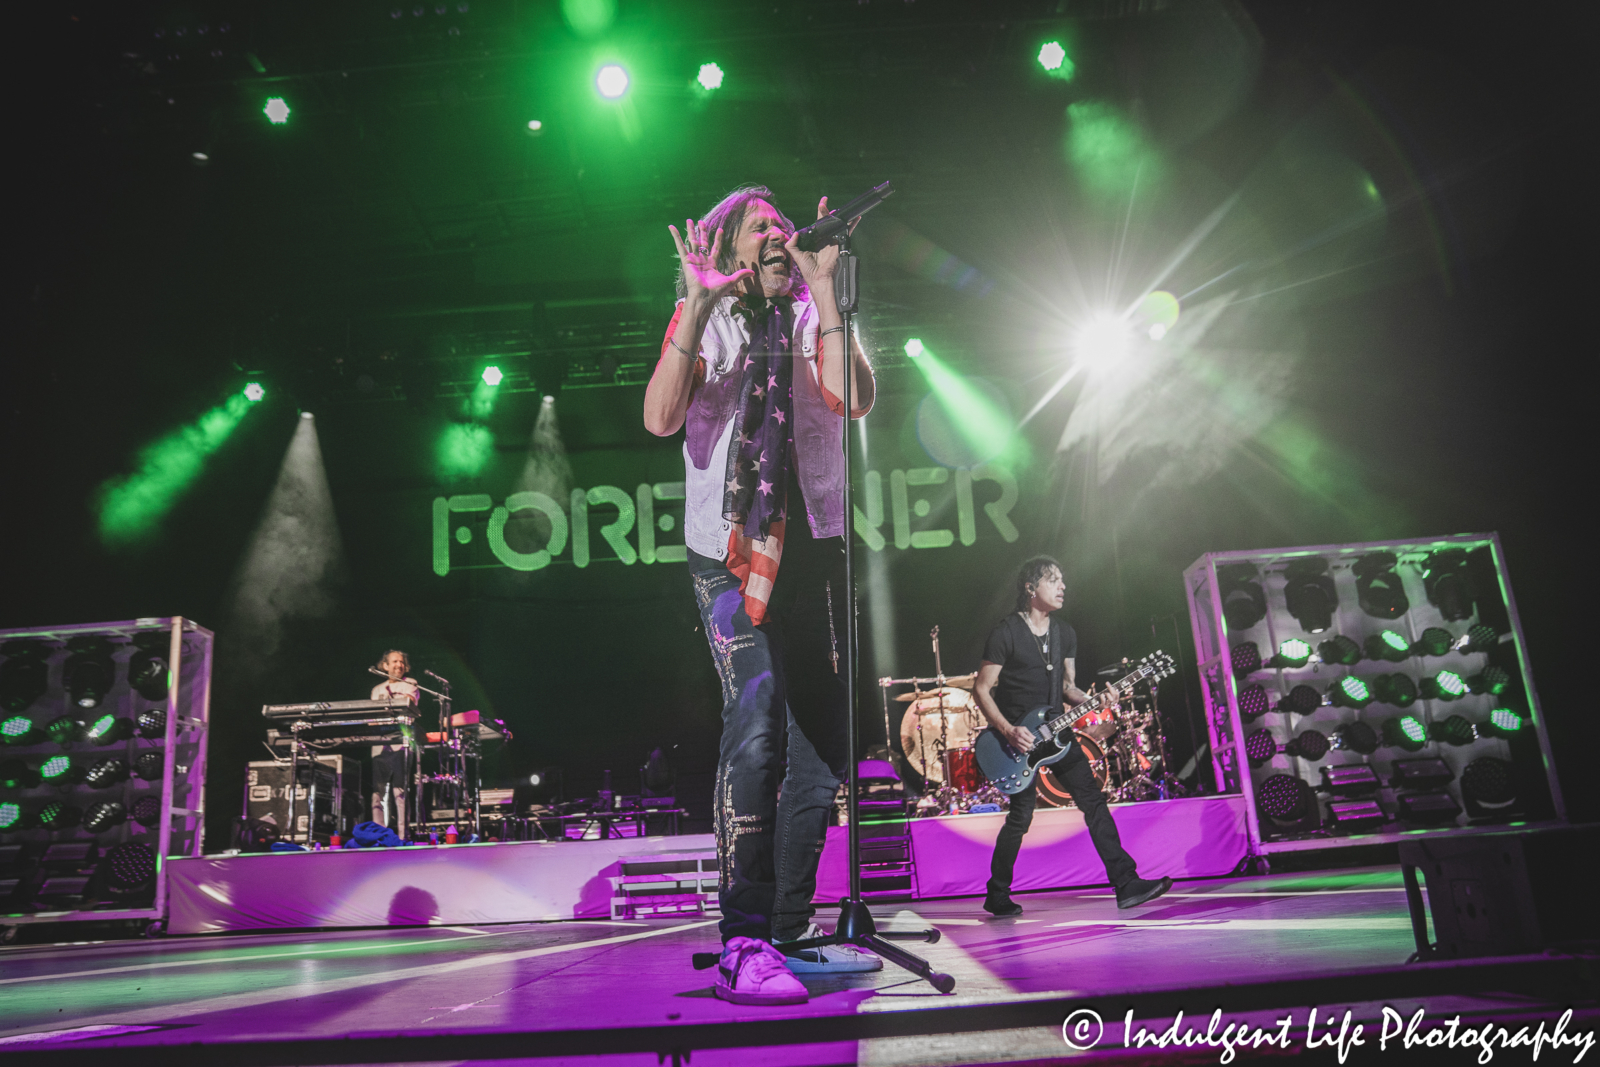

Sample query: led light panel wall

[1183,534,1561,860]
[0,617,212,931]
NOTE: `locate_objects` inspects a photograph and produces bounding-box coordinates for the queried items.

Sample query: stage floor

[2,866,1595,1066]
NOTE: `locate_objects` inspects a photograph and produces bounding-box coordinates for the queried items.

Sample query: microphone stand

[773,231,952,990]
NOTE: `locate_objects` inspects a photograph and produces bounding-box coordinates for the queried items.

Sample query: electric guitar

[973,651,1176,795]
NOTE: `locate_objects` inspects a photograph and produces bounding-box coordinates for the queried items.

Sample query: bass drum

[1033,732,1109,808]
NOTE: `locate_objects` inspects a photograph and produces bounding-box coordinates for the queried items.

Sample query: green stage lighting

[244,383,265,402]
[1488,707,1524,735]
[1456,625,1499,654]
[1412,627,1454,657]
[1421,669,1469,702]
[45,716,82,745]
[40,755,73,780]
[596,64,629,99]
[904,338,925,359]
[1269,638,1312,669]
[1365,629,1412,663]
[264,97,290,125]
[2,715,34,744]
[1,758,38,789]
[1381,715,1428,752]
[1318,635,1362,666]
[1037,41,1074,80]
[1372,672,1418,708]
[527,119,543,131]
[86,714,131,746]
[697,62,724,91]
[38,800,80,830]
[1469,666,1510,696]
[481,365,504,387]
[1328,676,1373,709]
[0,801,21,831]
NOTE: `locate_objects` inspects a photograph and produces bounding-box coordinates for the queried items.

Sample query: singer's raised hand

[786,197,860,293]
[669,217,753,304]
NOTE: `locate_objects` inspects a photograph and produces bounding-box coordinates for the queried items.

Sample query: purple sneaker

[713,937,809,1005]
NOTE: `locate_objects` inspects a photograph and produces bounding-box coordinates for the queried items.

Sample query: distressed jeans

[688,538,849,944]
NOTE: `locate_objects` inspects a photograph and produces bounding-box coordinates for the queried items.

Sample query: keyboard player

[371,649,418,839]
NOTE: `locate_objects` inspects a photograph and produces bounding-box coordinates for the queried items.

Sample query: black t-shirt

[981,614,1079,724]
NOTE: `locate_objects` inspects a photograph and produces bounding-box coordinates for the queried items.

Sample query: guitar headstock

[1139,650,1177,681]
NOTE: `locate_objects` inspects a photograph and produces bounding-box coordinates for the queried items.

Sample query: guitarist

[973,556,1172,916]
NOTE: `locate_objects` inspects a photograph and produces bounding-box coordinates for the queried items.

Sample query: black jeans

[688,534,849,943]
[988,739,1140,898]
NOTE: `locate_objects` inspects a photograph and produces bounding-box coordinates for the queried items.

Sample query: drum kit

[881,632,1186,814]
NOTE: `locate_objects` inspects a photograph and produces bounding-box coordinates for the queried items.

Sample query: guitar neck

[1044,669,1150,734]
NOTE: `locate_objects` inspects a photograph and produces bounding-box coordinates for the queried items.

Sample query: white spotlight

[542,394,555,404]
[1074,313,1132,365]
[300,411,314,420]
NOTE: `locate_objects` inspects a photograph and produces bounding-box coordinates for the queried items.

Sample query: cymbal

[942,672,977,690]
[1096,659,1133,678]
[894,690,929,702]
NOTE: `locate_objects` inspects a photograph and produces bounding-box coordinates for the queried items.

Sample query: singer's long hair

[674,185,808,304]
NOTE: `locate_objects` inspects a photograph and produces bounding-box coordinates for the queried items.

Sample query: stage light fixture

[41,754,77,781]
[596,64,629,99]
[2,715,36,745]
[1421,669,1469,702]
[1257,773,1315,824]
[1429,714,1478,747]
[84,758,129,789]
[1461,756,1516,807]
[1468,666,1509,696]
[1,758,39,789]
[0,801,23,831]
[1237,683,1270,722]
[1285,729,1330,761]
[38,800,81,830]
[1364,629,1412,663]
[527,118,544,131]
[86,715,132,746]
[264,96,290,124]
[1380,715,1427,752]
[904,338,925,359]
[1455,624,1499,654]
[1422,548,1475,621]
[1412,627,1454,658]
[0,641,50,713]
[696,62,724,90]
[1328,676,1373,710]
[1487,707,1524,735]
[1391,757,1453,791]
[1270,638,1313,669]
[137,708,166,739]
[1217,564,1266,632]
[481,365,503,387]
[1276,684,1323,716]
[135,751,165,781]
[244,382,265,402]
[1317,635,1362,666]
[1245,729,1277,766]
[1283,558,1337,633]
[1075,313,1132,365]
[1038,41,1071,74]
[131,795,161,828]
[106,842,157,895]
[1327,798,1386,833]
[1397,791,1461,825]
[83,801,126,834]
[1330,722,1378,755]
[1371,672,1418,708]
[64,638,114,709]
[129,647,168,702]
[1353,551,1409,619]
[45,715,83,745]
[1230,641,1262,676]
[523,765,563,803]
[1320,762,1380,795]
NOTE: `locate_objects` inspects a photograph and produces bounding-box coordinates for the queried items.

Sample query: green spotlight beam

[904,340,1015,465]
[97,392,256,547]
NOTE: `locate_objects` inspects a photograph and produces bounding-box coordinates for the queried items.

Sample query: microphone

[368,666,389,678]
[793,181,895,252]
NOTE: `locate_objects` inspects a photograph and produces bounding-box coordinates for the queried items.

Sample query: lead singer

[644,186,878,1005]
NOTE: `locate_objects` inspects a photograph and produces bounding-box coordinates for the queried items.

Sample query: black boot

[1116,876,1173,909]
[984,895,1023,917]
